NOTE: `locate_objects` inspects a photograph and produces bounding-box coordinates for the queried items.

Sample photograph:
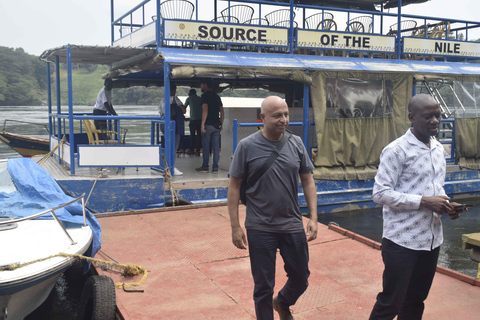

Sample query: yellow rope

[37,135,67,165]
[0,252,148,288]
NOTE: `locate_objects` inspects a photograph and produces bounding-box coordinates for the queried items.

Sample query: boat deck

[94,205,480,320]
[37,153,229,187]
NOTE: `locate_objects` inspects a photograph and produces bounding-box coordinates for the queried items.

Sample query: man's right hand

[421,195,454,215]
[232,226,247,249]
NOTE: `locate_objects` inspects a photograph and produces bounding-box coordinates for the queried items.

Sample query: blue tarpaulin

[0,158,101,258]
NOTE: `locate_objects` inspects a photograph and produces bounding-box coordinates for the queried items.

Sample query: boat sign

[297,30,396,52]
[404,38,480,57]
[164,20,288,46]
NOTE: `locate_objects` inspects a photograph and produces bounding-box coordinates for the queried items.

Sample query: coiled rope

[0,252,148,289]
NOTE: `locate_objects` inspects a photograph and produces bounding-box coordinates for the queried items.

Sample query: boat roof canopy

[39,45,156,66]
[39,45,480,87]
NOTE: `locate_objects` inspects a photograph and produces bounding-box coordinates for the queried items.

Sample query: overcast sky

[0,0,478,56]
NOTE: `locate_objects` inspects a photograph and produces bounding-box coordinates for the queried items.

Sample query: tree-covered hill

[0,45,275,107]
[0,47,47,106]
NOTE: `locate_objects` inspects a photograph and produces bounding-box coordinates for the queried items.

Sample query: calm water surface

[318,203,480,278]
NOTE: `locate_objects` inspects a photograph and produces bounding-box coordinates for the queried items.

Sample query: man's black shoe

[273,297,294,320]
[196,167,209,173]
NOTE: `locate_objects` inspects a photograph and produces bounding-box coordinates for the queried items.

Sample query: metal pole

[233,119,238,154]
[67,45,75,175]
[163,60,174,173]
[55,56,61,166]
[289,0,294,54]
[156,0,161,47]
[47,62,52,153]
[303,82,309,152]
[397,0,402,59]
[111,0,115,45]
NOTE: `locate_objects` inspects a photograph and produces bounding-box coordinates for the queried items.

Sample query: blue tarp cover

[0,158,101,258]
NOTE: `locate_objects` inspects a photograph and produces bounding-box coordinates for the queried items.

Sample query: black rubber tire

[78,275,116,320]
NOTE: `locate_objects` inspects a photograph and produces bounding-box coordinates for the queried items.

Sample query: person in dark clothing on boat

[369,94,467,320]
[196,80,224,174]
[185,88,202,156]
[93,78,117,139]
[159,83,186,176]
[227,96,318,320]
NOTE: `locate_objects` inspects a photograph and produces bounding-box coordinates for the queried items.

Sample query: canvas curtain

[311,70,413,180]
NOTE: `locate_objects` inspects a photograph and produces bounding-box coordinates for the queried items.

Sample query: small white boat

[0,196,93,320]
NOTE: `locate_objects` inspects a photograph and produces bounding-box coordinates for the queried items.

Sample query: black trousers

[189,119,201,151]
[92,108,107,140]
[369,238,440,320]
[247,230,309,320]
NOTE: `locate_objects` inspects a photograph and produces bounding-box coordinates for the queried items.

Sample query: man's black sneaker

[196,167,209,173]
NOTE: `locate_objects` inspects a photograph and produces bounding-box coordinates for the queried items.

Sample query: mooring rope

[86,173,104,206]
[0,252,148,288]
[37,135,67,166]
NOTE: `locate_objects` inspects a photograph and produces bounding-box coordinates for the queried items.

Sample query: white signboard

[403,38,480,57]
[78,146,161,167]
[297,30,396,52]
[164,20,288,46]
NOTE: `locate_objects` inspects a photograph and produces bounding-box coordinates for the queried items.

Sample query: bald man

[369,94,466,320]
[228,96,318,320]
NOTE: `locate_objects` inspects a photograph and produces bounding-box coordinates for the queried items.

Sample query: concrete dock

[94,205,480,319]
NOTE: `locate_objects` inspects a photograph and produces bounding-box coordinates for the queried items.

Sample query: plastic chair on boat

[385,20,418,59]
[160,0,194,20]
[265,9,296,27]
[412,21,450,39]
[244,18,269,26]
[347,16,373,33]
[387,20,418,37]
[83,119,124,145]
[273,20,298,28]
[214,16,240,23]
[344,16,373,58]
[158,0,195,48]
[220,4,254,24]
[305,12,334,29]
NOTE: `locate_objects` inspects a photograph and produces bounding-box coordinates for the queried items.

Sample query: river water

[2,105,480,317]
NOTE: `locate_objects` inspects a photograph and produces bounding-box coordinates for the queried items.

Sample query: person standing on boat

[160,83,186,176]
[185,88,202,156]
[227,96,318,320]
[196,80,224,174]
[369,94,466,320]
[93,78,117,139]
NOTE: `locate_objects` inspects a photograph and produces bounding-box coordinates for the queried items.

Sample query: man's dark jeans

[201,124,220,170]
[247,229,310,320]
[369,238,440,320]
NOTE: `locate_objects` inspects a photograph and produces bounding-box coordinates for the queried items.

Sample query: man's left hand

[447,202,467,220]
[306,219,318,242]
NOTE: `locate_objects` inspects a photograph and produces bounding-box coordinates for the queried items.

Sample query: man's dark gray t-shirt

[229,130,314,233]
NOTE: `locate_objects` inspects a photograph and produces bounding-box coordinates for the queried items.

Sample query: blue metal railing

[232,119,315,155]
[111,0,480,60]
[48,113,175,172]
[232,118,457,163]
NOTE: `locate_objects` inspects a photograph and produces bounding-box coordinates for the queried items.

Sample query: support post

[303,82,309,152]
[55,55,61,165]
[67,45,75,174]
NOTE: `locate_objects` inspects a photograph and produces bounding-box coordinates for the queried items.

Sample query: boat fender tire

[163,197,193,207]
[78,275,116,320]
